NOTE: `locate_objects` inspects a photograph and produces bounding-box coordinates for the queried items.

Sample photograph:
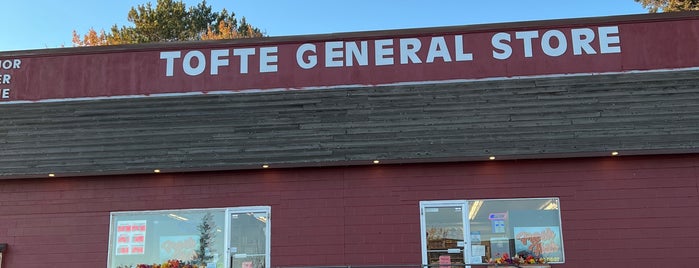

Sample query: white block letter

[374,39,394,66]
[599,26,621,54]
[571,28,596,55]
[346,41,368,66]
[183,50,206,76]
[454,35,473,61]
[515,31,539,58]
[541,30,567,57]
[325,41,344,67]
[492,33,512,60]
[233,48,256,74]
[399,38,422,64]
[260,47,278,73]
[297,43,317,69]
[427,36,452,63]
[210,49,229,75]
[160,51,181,76]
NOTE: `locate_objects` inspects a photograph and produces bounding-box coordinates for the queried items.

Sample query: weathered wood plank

[3,70,699,178]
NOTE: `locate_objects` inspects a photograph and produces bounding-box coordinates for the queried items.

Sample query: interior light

[167,213,189,221]
[262,164,270,169]
[489,156,496,160]
[468,200,483,220]
[540,200,559,210]
[611,151,619,156]
[256,216,268,223]
[373,160,380,164]
[153,169,161,173]
[48,173,55,177]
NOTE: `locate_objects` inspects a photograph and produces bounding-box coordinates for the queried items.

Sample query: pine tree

[635,0,699,12]
[73,0,263,46]
[195,212,217,266]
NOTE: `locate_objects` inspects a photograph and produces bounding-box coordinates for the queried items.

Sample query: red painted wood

[0,154,697,267]
[2,15,699,102]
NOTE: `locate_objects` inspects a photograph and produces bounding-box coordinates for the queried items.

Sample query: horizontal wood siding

[2,70,699,178]
[0,155,697,267]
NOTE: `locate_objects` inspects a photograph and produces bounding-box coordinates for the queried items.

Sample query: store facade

[1,12,699,268]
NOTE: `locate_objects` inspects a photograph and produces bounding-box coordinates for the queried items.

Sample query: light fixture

[489,156,496,160]
[262,164,270,169]
[153,169,161,173]
[611,151,619,156]
[167,213,189,221]
[468,200,484,220]
[373,160,380,164]
[255,215,268,223]
[48,173,55,177]
[540,200,559,210]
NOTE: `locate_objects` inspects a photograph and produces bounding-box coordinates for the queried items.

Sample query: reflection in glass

[230,212,268,268]
[108,208,226,268]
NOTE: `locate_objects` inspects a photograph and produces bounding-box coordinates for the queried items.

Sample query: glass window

[108,207,271,268]
[421,198,564,266]
[229,209,270,268]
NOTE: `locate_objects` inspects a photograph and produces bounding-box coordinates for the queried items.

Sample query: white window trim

[420,198,565,265]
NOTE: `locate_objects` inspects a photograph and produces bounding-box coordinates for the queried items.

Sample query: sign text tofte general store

[159,26,620,77]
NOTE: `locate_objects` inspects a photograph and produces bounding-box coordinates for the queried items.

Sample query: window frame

[420,197,565,265]
[107,206,271,268]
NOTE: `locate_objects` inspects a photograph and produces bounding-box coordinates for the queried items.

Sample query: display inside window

[108,207,270,268]
[421,198,564,266]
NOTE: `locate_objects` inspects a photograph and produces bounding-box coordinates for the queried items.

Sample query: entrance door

[420,201,470,267]
[227,207,270,268]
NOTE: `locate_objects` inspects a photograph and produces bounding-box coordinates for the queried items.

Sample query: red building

[1,11,698,268]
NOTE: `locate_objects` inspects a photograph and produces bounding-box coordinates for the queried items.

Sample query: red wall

[0,154,698,267]
[4,14,699,103]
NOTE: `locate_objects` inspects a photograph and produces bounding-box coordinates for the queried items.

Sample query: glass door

[227,207,270,268]
[420,201,470,268]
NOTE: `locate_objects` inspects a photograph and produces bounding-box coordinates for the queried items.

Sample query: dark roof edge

[2,11,698,58]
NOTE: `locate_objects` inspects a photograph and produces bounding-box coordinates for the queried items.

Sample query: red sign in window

[133,224,147,232]
[115,220,147,255]
[118,235,129,243]
[131,246,145,254]
[133,235,145,243]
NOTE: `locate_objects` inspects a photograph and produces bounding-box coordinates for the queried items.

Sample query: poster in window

[160,235,200,262]
[513,226,563,262]
[114,220,147,255]
[489,237,510,259]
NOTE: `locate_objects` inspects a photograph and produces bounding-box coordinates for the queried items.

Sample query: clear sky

[1,0,648,52]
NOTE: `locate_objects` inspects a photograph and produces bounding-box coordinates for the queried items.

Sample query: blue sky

[1,0,648,52]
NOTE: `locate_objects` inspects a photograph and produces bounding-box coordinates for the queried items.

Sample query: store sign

[1,14,698,103]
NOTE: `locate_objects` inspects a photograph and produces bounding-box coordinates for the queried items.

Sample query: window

[420,198,564,266]
[108,206,271,268]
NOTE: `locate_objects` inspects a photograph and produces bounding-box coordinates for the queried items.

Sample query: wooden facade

[2,70,699,178]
